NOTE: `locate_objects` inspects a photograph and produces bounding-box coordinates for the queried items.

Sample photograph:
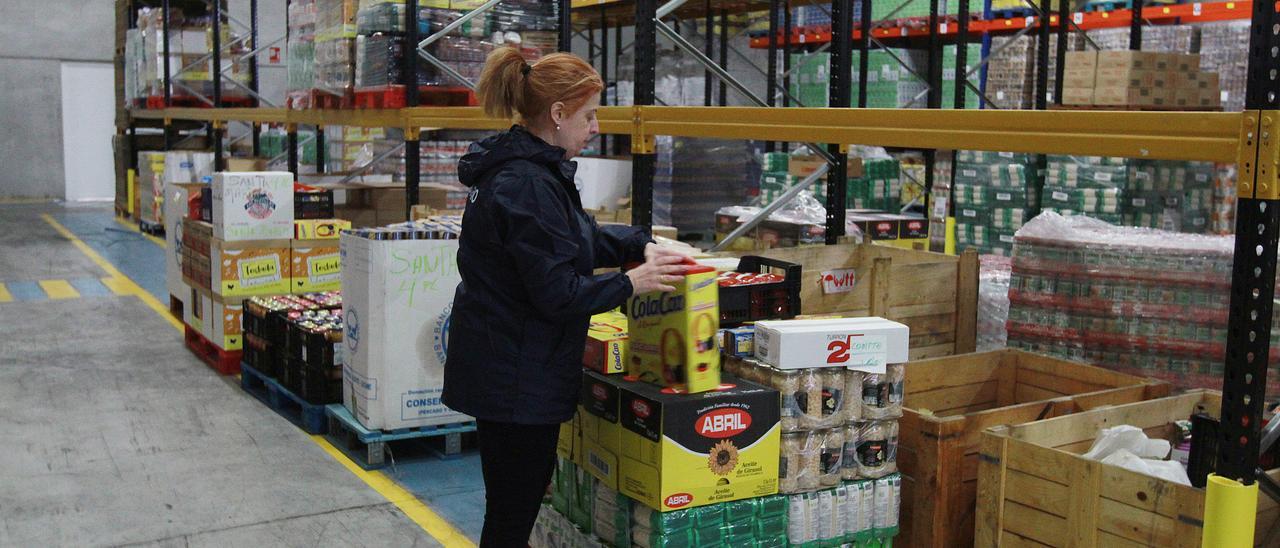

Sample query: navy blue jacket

[441,126,649,425]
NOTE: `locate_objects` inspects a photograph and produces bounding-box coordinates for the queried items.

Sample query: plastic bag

[861,364,905,420]
[1099,449,1191,486]
[856,420,899,479]
[1082,425,1172,461]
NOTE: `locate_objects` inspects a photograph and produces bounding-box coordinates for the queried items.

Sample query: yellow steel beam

[638,107,1244,163]
[287,108,407,129]
[596,106,634,136]
[404,107,512,132]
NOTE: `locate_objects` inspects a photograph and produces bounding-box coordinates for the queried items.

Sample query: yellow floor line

[41,214,183,332]
[0,282,11,303]
[313,436,476,548]
[102,277,134,296]
[47,212,469,546]
[38,279,80,300]
[114,215,166,247]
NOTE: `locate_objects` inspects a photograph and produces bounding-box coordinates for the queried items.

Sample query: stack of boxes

[1123,160,1215,234]
[1199,20,1249,112]
[312,0,357,103]
[174,172,350,359]
[952,151,1039,256]
[1040,155,1128,224]
[1084,24,1199,54]
[286,0,317,108]
[242,291,344,403]
[128,7,252,104]
[655,138,755,231]
[1061,50,1220,109]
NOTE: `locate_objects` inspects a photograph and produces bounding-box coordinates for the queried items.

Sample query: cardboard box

[575,157,633,211]
[225,157,268,172]
[205,290,254,351]
[291,240,341,292]
[1064,50,1097,71]
[212,172,295,241]
[719,326,754,358]
[625,264,721,394]
[1095,50,1157,71]
[1174,88,1200,108]
[211,238,293,297]
[1094,67,1163,90]
[618,373,780,512]
[788,156,864,179]
[340,233,468,430]
[1062,67,1096,90]
[1173,53,1200,72]
[164,183,205,303]
[753,317,910,372]
[138,152,166,225]
[1093,86,1166,107]
[584,311,629,375]
[581,371,625,488]
[191,287,215,341]
[295,219,351,240]
[1063,87,1095,106]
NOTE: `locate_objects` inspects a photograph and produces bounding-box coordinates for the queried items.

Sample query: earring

[556,124,561,131]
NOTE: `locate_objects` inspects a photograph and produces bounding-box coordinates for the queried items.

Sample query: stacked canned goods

[1005,211,1280,401]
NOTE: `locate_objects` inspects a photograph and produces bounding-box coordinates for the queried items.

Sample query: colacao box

[618,373,780,512]
[584,311,629,374]
[210,238,293,297]
[753,317,910,372]
[719,326,754,358]
[558,409,583,464]
[294,219,351,239]
[291,240,341,292]
[626,263,721,394]
[212,171,295,241]
[340,233,468,430]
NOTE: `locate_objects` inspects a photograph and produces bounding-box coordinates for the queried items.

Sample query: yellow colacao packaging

[625,262,721,394]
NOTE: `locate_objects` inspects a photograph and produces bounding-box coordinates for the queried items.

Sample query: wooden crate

[898,349,1172,548]
[976,390,1280,547]
[725,244,979,359]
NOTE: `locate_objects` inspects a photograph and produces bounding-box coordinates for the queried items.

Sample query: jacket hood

[457,125,575,187]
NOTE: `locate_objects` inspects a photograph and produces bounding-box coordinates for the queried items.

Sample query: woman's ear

[549,101,566,125]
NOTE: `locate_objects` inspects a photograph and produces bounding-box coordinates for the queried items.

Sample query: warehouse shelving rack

[126,1,1280,536]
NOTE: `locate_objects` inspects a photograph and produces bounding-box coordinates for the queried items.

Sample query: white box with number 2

[753,317,910,372]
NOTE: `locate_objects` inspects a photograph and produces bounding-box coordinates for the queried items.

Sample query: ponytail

[476,47,603,124]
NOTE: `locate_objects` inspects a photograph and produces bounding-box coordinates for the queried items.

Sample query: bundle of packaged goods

[977,255,1012,352]
[952,150,1039,256]
[339,218,467,430]
[309,0,357,105]
[1042,155,1214,233]
[1060,50,1220,109]
[758,151,871,209]
[1005,212,1280,401]
[655,138,755,232]
[1211,163,1237,235]
[1084,24,1199,54]
[323,126,401,174]
[1198,20,1249,112]
[131,7,252,104]
[137,151,215,226]
[287,0,317,108]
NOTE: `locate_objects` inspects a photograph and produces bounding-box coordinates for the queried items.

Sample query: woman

[441,47,689,546]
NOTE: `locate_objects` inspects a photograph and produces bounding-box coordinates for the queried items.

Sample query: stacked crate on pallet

[284,308,345,404]
[133,6,253,107]
[311,0,358,108]
[286,0,318,109]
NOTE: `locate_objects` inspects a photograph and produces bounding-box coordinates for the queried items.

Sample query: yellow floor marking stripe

[38,279,80,300]
[48,212,468,546]
[102,277,134,296]
[313,436,476,548]
[114,215,166,247]
[0,282,11,303]
[41,214,182,332]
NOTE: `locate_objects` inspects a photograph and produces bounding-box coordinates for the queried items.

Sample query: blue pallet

[240,363,328,435]
[324,404,477,470]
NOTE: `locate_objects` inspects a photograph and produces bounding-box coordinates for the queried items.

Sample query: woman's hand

[626,254,688,295]
[644,242,693,264]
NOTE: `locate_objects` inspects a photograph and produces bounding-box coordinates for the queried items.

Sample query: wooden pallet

[324,404,475,470]
[353,85,477,109]
[183,324,242,375]
[1050,103,1224,112]
[240,362,328,435]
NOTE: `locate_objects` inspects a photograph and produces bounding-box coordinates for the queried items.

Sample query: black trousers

[477,419,561,548]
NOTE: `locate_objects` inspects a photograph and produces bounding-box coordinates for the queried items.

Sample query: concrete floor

[0,203,470,547]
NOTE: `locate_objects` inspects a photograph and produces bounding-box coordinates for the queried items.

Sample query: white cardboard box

[163,182,203,304]
[340,233,470,430]
[753,317,910,372]
[212,171,295,241]
[574,157,631,211]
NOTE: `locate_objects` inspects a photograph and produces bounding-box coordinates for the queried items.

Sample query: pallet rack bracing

[127,2,1280,541]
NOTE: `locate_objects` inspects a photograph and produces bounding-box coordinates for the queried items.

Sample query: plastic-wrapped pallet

[1006,211,1280,401]
[978,255,1012,352]
[1084,24,1199,53]
[785,475,900,547]
[1198,20,1250,112]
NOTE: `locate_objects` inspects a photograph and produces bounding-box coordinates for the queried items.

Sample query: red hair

[476,47,603,124]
